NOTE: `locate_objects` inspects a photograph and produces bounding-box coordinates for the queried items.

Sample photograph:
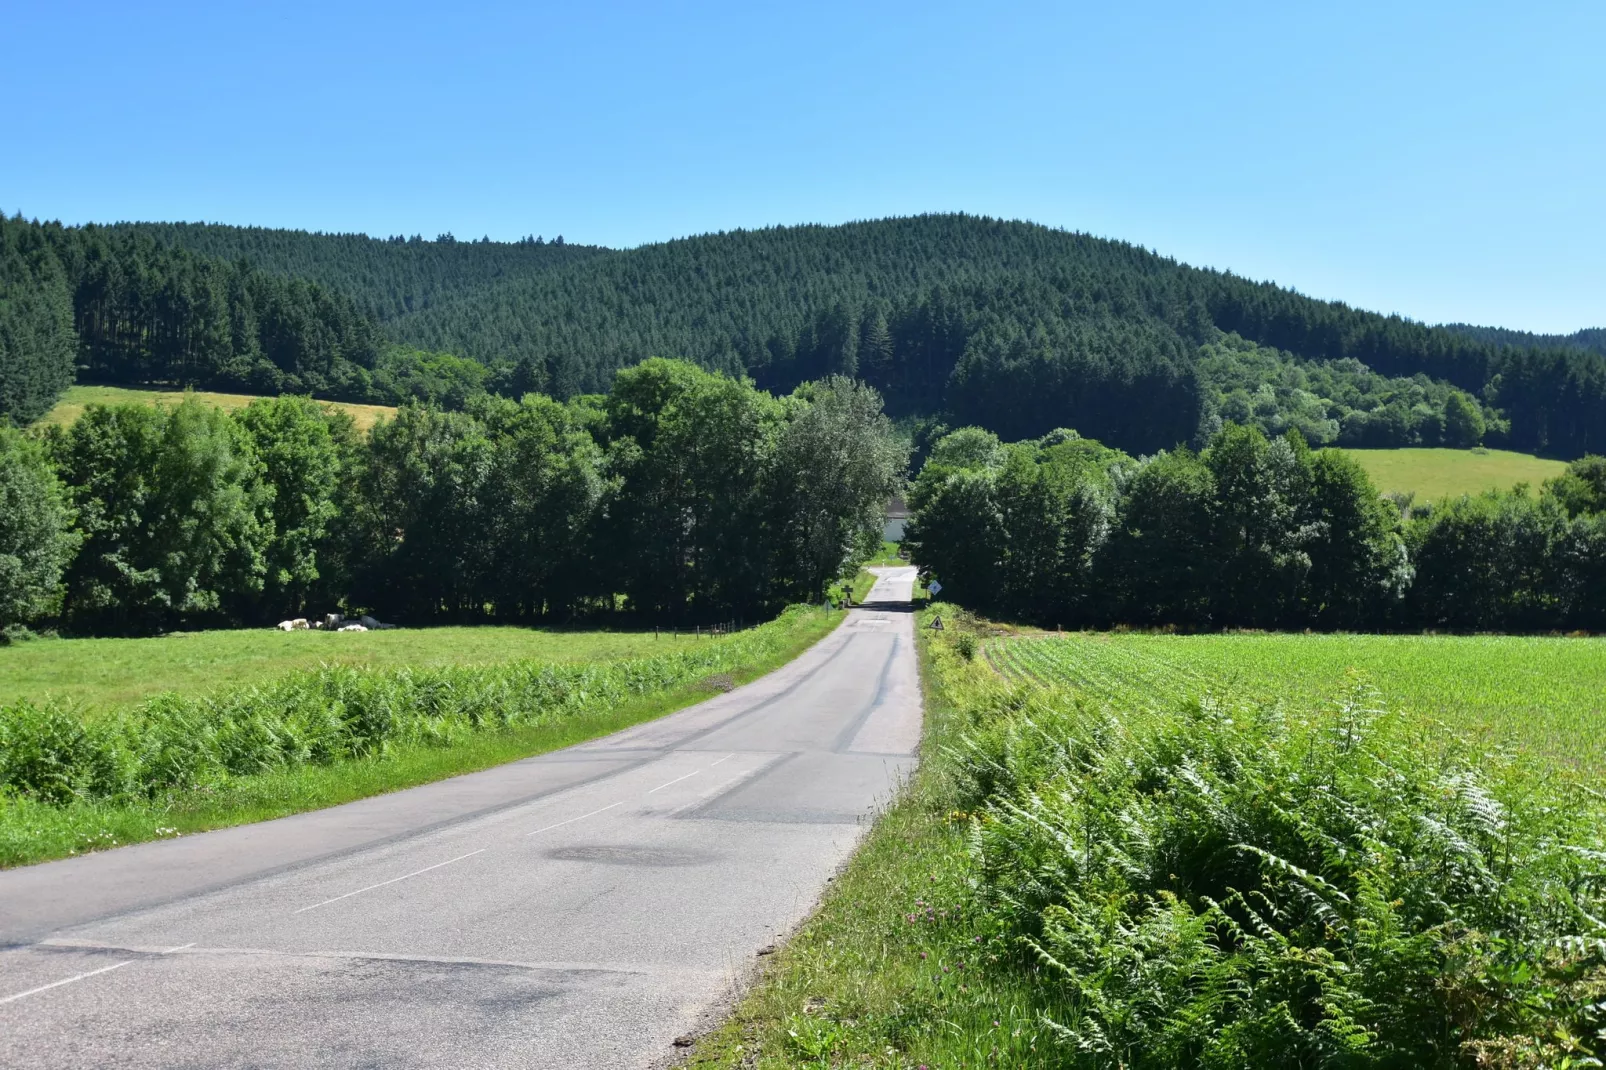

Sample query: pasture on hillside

[38,384,396,433]
[0,625,715,714]
[1342,446,1567,500]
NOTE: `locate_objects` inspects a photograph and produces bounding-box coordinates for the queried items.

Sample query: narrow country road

[0,567,922,1069]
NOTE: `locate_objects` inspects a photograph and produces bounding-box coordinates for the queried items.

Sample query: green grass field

[37,384,397,433]
[986,631,1606,772]
[1342,446,1567,500]
[0,626,713,713]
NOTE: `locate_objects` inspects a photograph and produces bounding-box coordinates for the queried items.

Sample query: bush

[956,685,1606,1068]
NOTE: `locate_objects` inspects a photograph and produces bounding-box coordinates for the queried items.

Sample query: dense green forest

[5,212,1603,457]
[0,362,901,636]
[906,423,1606,632]
[102,221,605,324]
[1446,322,1606,357]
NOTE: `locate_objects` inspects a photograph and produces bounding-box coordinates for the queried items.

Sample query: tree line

[0,361,903,637]
[907,424,1606,632]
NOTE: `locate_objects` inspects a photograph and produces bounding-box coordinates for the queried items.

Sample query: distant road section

[0,567,922,1070]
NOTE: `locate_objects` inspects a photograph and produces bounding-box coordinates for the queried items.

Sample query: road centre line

[294,849,486,914]
[649,751,738,794]
[525,800,624,836]
[647,769,700,794]
[0,940,195,1007]
[0,961,133,1006]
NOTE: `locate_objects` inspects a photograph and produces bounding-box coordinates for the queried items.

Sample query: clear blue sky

[4,1,1601,333]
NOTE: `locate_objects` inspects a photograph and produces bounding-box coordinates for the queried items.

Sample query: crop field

[1341,446,1567,501]
[986,631,1606,772]
[37,384,397,432]
[0,625,717,714]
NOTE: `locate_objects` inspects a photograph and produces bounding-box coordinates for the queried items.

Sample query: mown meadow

[1343,446,1568,501]
[692,610,1606,1069]
[0,606,840,868]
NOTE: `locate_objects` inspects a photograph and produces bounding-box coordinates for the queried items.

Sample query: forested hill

[105,222,607,324]
[381,215,1604,456]
[1444,323,1606,358]
[7,212,1605,457]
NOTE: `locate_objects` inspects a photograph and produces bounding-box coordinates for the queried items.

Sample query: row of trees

[0,361,903,636]
[907,424,1606,632]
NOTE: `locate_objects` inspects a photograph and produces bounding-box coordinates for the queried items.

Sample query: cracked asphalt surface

[0,567,922,1069]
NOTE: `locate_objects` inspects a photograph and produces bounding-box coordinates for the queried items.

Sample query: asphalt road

[0,567,923,1069]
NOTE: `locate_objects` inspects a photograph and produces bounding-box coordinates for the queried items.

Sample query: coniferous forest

[4,212,1603,458]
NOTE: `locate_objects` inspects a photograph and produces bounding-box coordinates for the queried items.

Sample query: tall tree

[0,426,78,629]
[53,399,272,634]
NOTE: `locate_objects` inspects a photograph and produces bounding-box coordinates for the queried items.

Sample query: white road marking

[649,752,738,794]
[647,769,702,794]
[525,800,624,836]
[294,849,487,914]
[162,942,196,954]
[0,960,133,1005]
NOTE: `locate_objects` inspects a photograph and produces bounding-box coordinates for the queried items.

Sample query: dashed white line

[525,800,624,836]
[649,752,738,794]
[294,849,487,914]
[647,770,702,794]
[0,961,133,1005]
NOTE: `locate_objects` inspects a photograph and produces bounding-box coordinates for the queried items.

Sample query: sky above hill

[4,1,1601,334]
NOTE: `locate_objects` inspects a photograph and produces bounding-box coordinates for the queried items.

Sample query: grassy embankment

[690,616,1606,1068]
[1342,446,1567,500]
[38,384,396,433]
[0,609,841,868]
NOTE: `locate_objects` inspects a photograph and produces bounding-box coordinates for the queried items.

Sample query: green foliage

[958,682,1606,1067]
[0,427,77,629]
[1546,455,1606,517]
[1197,334,1500,448]
[234,396,351,616]
[909,421,1606,632]
[51,398,272,633]
[769,377,907,601]
[0,217,76,423]
[1405,490,1606,631]
[369,345,491,407]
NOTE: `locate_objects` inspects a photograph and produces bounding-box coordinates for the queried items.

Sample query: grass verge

[0,608,841,868]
